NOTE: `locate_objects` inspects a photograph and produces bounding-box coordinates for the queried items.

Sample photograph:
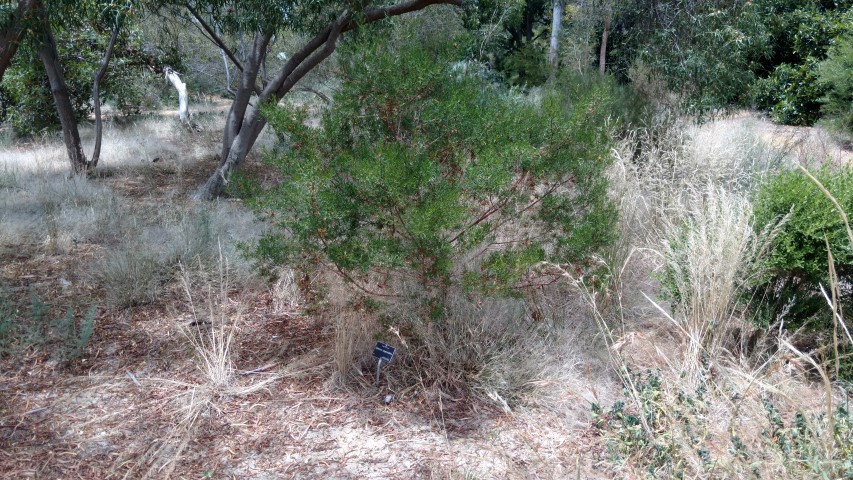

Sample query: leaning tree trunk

[90,24,120,169]
[164,67,190,123]
[548,0,563,67]
[37,4,88,174]
[599,3,611,75]
[195,0,463,200]
[0,0,39,82]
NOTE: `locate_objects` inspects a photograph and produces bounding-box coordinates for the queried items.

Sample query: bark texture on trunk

[548,0,563,67]
[220,33,269,161]
[91,24,120,169]
[37,5,87,174]
[0,0,38,82]
[196,0,463,200]
[599,4,611,75]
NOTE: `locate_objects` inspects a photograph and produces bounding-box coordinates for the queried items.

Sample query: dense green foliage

[749,1,852,125]
[466,0,551,85]
[606,0,852,123]
[1,1,154,136]
[818,31,853,134]
[3,25,153,136]
[251,33,616,309]
[751,167,853,330]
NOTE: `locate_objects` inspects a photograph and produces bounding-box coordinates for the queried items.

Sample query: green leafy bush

[753,58,827,126]
[818,31,853,134]
[748,3,851,126]
[252,33,616,312]
[751,166,853,330]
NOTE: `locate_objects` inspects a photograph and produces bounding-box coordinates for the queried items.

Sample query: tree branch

[0,0,40,82]
[185,2,242,71]
[90,22,120,169]
[185,2,265,96]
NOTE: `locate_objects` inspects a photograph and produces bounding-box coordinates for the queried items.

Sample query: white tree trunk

[599,3,611,75]
[548,0,563,67]
[165,68,190,123]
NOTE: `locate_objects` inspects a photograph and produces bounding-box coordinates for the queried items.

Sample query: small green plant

[0,291,16,354]
[0,287,96,364]
[592,368,708,478]
[593,367,853,478]
[53,305,97,363]
[762,398,853,478]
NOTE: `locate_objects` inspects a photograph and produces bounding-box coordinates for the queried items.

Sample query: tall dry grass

[584,114,852,478]
[121,253,278,479]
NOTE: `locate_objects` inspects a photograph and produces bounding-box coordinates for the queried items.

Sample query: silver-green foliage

[0,288,96,364]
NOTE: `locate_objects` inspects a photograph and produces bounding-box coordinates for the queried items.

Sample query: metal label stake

[372,342,396,386]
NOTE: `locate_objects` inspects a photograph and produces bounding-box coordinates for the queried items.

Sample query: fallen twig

[238,363,277,376]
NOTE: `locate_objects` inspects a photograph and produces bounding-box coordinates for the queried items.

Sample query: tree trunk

[90,24,120,170]
[0,0,39,82]
[599,3,611,75]
[196,0,463,200]
[221,47,233,94]
[37,4,87,174]
[219,32,269,162]
[165,67,190,123]
[548,0,563,67]
[523,3,534,43]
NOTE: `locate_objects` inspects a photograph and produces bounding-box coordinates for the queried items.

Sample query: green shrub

[750,166,853,330]
[252,32,616,312]
[818,32,853,134]
[747,3,851,126]
[752,59,827,126]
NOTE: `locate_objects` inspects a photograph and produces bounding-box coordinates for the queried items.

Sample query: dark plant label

[372,342,395,362]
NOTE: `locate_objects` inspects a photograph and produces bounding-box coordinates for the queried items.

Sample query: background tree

[2,0,148,172]
[0,0,39,82]
[155,0,465,200]
[470,0,551,85]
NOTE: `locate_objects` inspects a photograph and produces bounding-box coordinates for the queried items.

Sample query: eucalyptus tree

[158,0,464,200]
[2,0,140,173]
[0,0,39,82]
[33,0,139,173]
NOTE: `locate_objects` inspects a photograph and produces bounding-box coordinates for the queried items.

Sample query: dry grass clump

[92,206,217,307]
[122,257,277,479]
[588,114,852,478]
[0,174,122,251]
[369,288,590,411]
[331,306,377,387]
[91,201,264,307]
[656,185,781,368]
